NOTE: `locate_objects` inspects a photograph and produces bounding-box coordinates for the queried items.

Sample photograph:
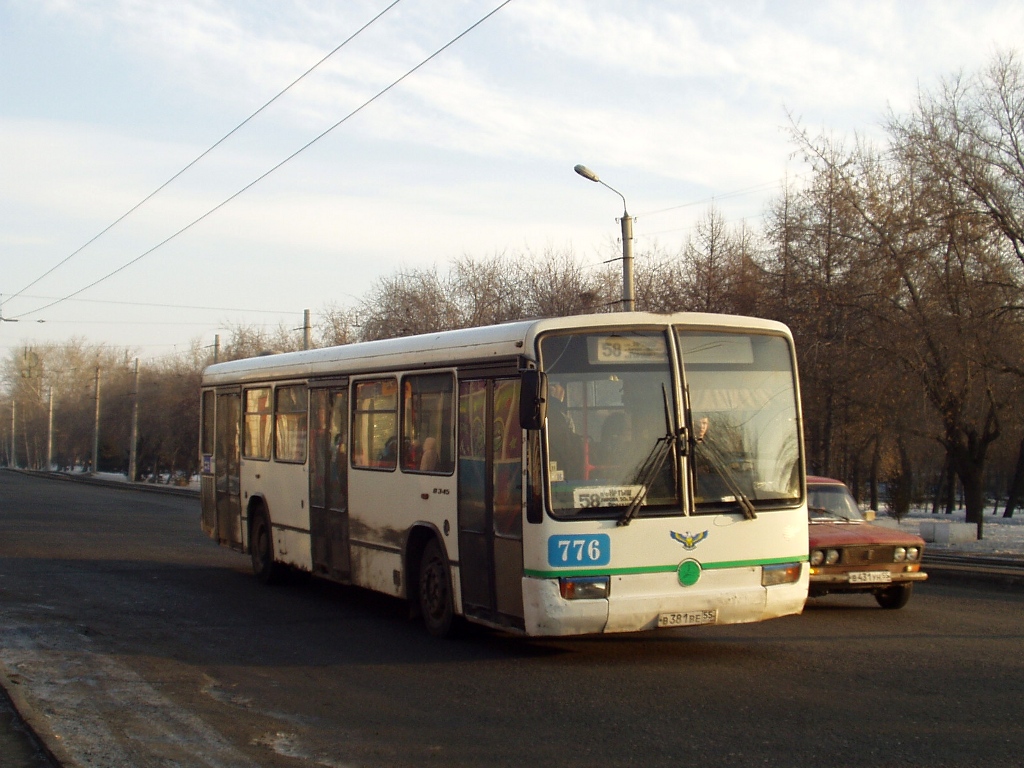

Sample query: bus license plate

[848,571,891,584]
[658,609,717,628]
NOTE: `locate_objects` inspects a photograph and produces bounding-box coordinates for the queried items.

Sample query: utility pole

[214,334,220,364]
[9,400,15,469]
[574,164,635,312]
[129,359,140,482]
[46,387,53,470]
[91,367,101,474]
[303,309,311,350]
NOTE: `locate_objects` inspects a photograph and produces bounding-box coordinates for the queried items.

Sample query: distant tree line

[3,52,1024,533]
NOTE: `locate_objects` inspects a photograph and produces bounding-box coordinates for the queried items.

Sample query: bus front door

[214,390,243,550]
[310,387,351,581]
[458,378,524,629]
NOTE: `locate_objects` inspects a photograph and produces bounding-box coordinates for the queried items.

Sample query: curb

[5,468,199,497]
[0,665,75,768]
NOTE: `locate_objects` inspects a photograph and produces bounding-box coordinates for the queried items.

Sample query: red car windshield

[808,484,865,522]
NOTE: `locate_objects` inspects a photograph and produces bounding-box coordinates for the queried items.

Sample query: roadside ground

[2,468,1023,767]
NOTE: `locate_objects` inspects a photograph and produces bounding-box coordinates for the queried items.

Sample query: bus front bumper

[521,565,807,637]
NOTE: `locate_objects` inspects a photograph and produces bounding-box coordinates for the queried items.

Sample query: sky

[1,0,1022,360]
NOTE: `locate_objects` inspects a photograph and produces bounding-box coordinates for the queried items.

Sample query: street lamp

[574,164,634,312]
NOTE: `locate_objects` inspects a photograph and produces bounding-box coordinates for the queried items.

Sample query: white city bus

[200,312,808,637]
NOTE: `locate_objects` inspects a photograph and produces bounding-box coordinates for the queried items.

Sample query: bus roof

[200,311,792,386]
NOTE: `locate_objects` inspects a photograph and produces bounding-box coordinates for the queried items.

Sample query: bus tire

[250,508,282,585]
[875,583,912,609]
[418,538,454,637]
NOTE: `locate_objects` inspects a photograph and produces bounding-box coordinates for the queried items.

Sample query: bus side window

[274,384,308,463]
[201,390,215,460]
[401,373,455,474]
[352,379,398,470]
[243,387,272,460]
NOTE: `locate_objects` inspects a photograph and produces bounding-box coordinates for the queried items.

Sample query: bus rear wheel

[418,539,454,637]
[250,509,282,585]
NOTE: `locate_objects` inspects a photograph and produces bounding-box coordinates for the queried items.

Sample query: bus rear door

[309,386,351,581]
[214,389,243,550]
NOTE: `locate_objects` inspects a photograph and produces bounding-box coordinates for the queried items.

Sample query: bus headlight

[559,576,610,600]
[762,562,802,587]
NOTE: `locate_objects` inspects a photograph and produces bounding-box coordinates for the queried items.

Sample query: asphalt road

[1,469,1023,768]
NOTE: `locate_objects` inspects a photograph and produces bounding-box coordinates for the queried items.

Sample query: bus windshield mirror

[519,369,547,430]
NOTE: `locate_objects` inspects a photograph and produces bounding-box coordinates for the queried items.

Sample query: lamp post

[574,164,634,312]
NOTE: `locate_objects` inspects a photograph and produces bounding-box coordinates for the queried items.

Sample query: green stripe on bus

[523,554,807,580]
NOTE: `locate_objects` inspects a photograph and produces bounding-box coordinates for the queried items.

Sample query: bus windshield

[540,331,678,519]
[679,330,801,511]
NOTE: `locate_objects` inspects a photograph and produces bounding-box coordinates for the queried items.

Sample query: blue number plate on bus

[547,534,611,567]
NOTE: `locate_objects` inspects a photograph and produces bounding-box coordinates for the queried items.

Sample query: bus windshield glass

[678,330,801,511]
[539,331,678,519]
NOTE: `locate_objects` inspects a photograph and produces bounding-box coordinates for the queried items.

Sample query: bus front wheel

[418,538,454,637]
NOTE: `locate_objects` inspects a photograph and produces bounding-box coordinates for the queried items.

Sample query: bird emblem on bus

[671,530,709,550]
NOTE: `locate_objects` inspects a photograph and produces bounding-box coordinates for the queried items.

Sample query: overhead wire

[634,178,792,219]
[8,293,299,315]
[1,0,404,313]
[8,0,514,322]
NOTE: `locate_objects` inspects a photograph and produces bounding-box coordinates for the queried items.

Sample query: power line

[7,293,298,315]
[634,176,805,219]
[15,320,239,327]
[8,0,514,323]
[1,0,404,313]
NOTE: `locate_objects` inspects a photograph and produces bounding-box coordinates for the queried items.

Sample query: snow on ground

[872,507,1024,557]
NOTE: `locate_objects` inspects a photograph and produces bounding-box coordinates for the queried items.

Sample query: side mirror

[519,369,548,430]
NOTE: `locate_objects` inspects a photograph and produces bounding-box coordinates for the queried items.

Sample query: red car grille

[841,545,895,565]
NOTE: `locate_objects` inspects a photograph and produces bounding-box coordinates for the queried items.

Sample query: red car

[807,476,927,609]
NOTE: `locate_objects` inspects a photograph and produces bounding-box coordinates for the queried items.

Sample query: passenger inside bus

[547,379,584,480]
[419,437,440,472]
[591,411,627,476]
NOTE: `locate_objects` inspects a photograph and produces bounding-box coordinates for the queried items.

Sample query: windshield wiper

[618,385,678,527]
[617,433,675,527]
[692,437,757,520]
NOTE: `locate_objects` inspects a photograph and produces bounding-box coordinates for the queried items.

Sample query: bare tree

[449,251,530,326]
[315,304,360,348]
[359,267,462,341]
[790,118,1018,533]
[522,246,612,318]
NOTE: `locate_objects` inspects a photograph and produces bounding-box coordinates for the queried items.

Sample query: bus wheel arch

[248,499,282,585]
